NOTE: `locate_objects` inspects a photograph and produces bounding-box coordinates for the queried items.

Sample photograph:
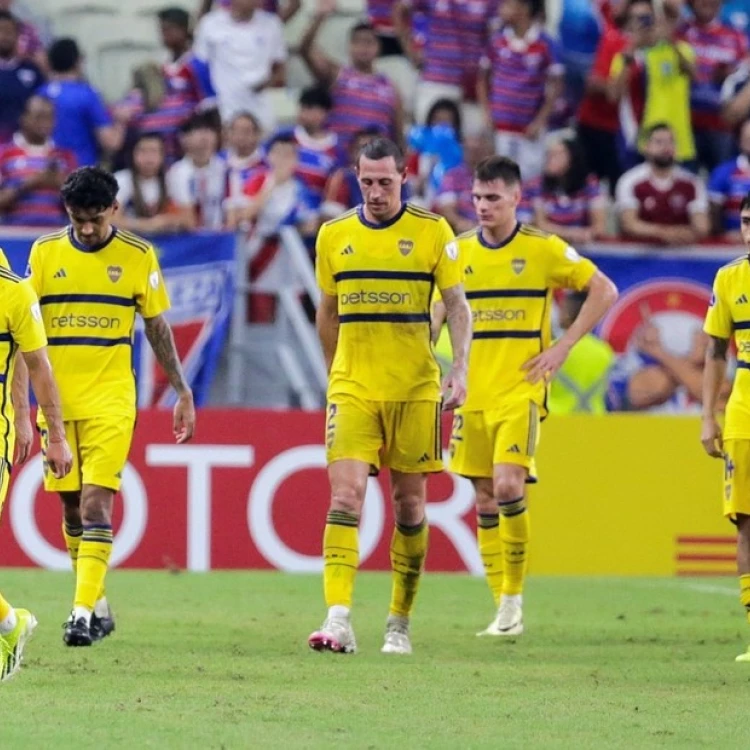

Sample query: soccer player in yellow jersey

[433,156,618,636]
[14,167,196,648]
[702,194,750,662]
[309,138,472,655]
[0,249,72,679]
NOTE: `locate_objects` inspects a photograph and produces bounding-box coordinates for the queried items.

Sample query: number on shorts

[326,404,337,449]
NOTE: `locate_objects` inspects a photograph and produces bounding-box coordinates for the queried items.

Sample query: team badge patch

[107,265,123,283]
[398,239,414,256]
[446,241,458,261]
[511,258,525,275]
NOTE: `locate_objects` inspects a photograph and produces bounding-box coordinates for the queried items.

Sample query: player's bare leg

[735,515,750,662]
[473,478,504,619]
[381,471,429,655]
[479,464,528,637]
[308,459,369,654]
[64,484,114,647]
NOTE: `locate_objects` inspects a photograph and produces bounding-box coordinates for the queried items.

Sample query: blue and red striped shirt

[410,0,498,89]
[483,24,564,133]
[435,163,474,221]
[527,175,605,227]
[290,126,338,207]
[121,52,215,164]
[678,19,748,132]
[328,67,399,151]
[0,135,76,226]
[708,154,750,231]
[367,0,396,35]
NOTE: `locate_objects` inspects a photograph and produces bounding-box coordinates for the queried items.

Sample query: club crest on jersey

[398,239,414,256]
[107,265,123,283]
[511,258,525,275]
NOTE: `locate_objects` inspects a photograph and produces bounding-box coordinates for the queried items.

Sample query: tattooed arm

[701,335,729,458]
[439,283,472,410]
[143,314,195,443]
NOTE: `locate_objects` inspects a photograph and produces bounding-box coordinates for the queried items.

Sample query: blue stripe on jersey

[737,361,750,369]
[39,294,135,307]
[0,374,5,384]
[46,336,132,347]
[334,270,434,282]
[734,322,750,330]
[0,333,10,342]
[473,330,542,339]
[339,313,430,324]
[466,289,548,299]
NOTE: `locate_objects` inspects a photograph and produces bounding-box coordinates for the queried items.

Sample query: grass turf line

[0,570,747,749]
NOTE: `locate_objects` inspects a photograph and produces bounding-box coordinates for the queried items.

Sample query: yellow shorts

[449,400,540,481]
[39,417,135,493]
[326,395,443,474]
[723,439,750,521]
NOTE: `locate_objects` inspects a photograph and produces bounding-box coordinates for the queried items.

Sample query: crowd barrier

[0,410,733,576]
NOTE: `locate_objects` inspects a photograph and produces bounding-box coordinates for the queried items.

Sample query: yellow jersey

[0,248,8,269]
[0,263,47,462]
[26,226,171,421]
[704,255,750,440]
[316,204,462,402]
[457,224,597,413]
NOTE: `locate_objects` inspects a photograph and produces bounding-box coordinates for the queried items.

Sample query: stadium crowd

[2,0,750,242]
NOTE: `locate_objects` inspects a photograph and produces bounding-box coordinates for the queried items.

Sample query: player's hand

[45,437,73,479]
[523,342,571,384]
[700,416,724,458]
[442,365,467,410]
[173,390,196,444]
[13,414,33,465]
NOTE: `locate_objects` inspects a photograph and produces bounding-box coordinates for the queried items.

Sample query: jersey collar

[68,225,118,253]
[478,222,520,249]
[357,202,407,229]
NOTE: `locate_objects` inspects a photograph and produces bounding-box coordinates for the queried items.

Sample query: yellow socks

[740,574,750,624]
[477,513,503,606]
[62,521,83,573]
[499,498,530,597]
[74,525,113,613]
[389,519,429,618]
[323,510,359,609]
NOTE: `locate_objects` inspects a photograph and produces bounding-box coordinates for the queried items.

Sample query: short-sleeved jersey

[0,263,47,462]
[316,203,462,402]
[456,224,597,413]
[704,256,750,439]
[26,226,171,421]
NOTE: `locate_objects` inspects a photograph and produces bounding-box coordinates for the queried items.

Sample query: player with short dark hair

[309,137,472,655]
[702,191,750,662]
[14,166,196,647]
[0,249,72,680]
[433,155,617,636]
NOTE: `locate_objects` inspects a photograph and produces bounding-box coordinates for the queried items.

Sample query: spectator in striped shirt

[678,0,747,171]
[198,0,301,23]
[530,137,608,245]
[116,7,215,165]
[708,118,750,240]
[300,1,403,153]
[434,128,494,234]
[477,0,565,181]
[394,0,499,124]
[0,95,76,226]
[0,0,45,71]
[272,86,339,209]
[222,111,264,219]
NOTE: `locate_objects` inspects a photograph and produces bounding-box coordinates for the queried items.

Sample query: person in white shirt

[114,132,188,234]
[167,113,228,230]
[193,0,287,131]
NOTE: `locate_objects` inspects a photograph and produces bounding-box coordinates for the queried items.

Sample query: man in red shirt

[577,0,630,192]
[615,122,710,244]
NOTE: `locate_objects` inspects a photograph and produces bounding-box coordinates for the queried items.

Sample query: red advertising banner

[1,410,481,573]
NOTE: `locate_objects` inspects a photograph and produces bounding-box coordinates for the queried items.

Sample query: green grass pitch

[1,570,748,749]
